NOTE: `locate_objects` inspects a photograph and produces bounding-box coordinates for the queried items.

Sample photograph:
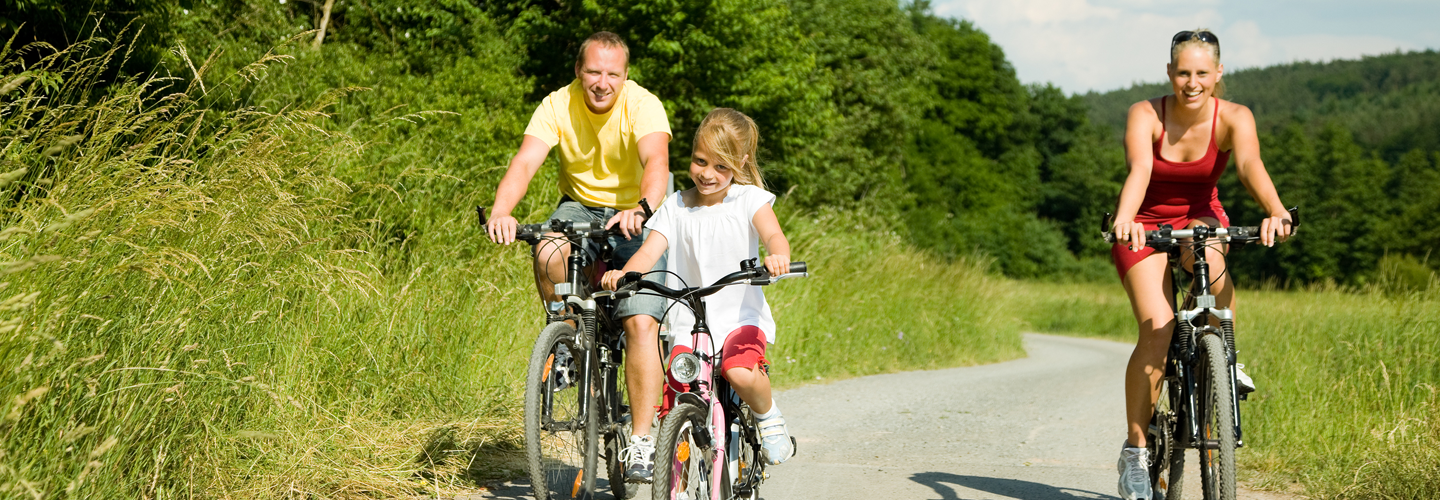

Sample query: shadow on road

[911,472,1118,500]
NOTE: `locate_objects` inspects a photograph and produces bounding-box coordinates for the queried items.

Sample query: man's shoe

[1117,443,1152,500]
[622,434,655,483]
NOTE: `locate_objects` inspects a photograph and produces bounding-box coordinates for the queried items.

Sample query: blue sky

[930,0,1440,94]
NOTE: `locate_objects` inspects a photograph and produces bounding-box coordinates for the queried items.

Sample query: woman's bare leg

[1122,252,1175,447]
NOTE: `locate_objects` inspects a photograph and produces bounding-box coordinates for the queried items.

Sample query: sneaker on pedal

[757,413,795,465]
[1117,443,1152,500]
[1235,363,1256,395]
[550,343,576,392]
[622,434,655,483]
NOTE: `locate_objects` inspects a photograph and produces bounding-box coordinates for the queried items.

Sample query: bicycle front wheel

[1197,334,1237,500]
[652,400,715,500]
[525,322,599,500]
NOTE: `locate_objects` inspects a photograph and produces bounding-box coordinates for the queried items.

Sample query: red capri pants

[659,325,768,416]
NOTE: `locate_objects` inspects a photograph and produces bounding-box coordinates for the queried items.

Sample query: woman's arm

[752,204,791,277]
[1115,100,1159,251]
[1224,103,1292,246]
[601,231,669,290]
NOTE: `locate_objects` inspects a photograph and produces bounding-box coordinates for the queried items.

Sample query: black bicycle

[481,202,656,500]
[612,259,807,500]
[1103,207,1298,500]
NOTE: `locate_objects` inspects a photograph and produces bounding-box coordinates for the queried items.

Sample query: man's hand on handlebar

[605,206,649,240]
[601,269,627,291]
[1113,220,1146,252]
[486,212,519,245]
[763,254,791,278]
[1259,213,1293,247]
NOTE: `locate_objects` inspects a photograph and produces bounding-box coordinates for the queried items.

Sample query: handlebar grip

[477,206,487,226]
[1288,206,1301,228]
[639,199,654,219]
[617,271,643,289]
[788,262,807,274]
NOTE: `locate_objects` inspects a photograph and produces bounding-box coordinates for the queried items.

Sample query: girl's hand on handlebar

[601,269,625,291]
[1260,213,1293,247]
[486,214,518,245]
[1113,221,1145,252]
[763,254,790,277]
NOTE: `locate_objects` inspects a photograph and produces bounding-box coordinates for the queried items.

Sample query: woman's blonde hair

[1170,28,1226,98]
[693,108,764,189]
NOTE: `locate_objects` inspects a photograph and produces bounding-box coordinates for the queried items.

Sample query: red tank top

[1136,96,1229,223]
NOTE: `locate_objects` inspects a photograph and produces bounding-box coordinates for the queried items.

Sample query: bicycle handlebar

[1100,206,1300,246]
[612,260,808,302]
[478,199,655,245]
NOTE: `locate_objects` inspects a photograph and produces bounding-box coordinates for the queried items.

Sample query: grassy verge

[0,37,1022,498]
[1010,280,1440,499]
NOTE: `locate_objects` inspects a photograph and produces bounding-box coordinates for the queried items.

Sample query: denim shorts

[548,200,668,321]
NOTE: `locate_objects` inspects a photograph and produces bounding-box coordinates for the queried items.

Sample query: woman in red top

[1110,30,1293,499]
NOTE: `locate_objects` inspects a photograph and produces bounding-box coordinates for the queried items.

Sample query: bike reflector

[671,352,701,384]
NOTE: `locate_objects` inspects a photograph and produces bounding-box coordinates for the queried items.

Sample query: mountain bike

[1103,207,1299,500]
[480,202,656,500]
[611,259,806,500]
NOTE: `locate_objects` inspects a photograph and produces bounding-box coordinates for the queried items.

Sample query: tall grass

[0,34,1022,498]
[1011,279,1440,499]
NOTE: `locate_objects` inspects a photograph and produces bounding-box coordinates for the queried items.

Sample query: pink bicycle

[613,259,806,500]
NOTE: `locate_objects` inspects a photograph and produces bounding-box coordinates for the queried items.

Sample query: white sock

[756,400,781,420]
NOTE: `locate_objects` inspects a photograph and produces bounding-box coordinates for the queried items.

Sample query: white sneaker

[757,412,795,465]
[1117,443,1152,500]
[622,434,655,483]
[1235,363,1256,394]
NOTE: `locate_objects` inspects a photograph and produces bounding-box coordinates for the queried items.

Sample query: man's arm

[487,135,553,245]
[606,131,670,239]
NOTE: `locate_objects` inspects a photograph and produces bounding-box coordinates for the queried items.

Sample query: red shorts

[658,326,769,417]
[1111,208,1230,281]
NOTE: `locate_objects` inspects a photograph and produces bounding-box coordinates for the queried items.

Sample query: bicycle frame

[1154,225,1243,450]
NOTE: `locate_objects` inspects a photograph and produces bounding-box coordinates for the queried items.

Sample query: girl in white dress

[601,107,796,465]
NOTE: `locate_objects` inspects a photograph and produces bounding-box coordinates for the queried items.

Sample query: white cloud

[931,0,1436,93]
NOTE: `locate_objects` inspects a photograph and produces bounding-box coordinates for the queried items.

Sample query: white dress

[645,184,777,353]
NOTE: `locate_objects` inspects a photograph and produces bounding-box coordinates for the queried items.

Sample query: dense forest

[4,1,1438,284]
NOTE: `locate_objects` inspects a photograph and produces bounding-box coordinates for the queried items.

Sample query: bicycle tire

[1148,378,1185,500]
[524,322,599,500]
[652,401,715,500]
[1197,334,1237,500]
[604,411,637,499]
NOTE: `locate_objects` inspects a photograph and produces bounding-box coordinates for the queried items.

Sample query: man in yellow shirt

[485,31,670,483]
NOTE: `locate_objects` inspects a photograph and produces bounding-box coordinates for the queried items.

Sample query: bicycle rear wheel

[652,400,715,500]
[1197,334,1237,500]
[1148,377,1185,500]
[525,322,599,500]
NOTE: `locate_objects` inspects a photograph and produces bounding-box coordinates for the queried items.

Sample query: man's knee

[624,315,660,346]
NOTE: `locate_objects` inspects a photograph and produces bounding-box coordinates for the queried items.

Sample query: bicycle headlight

[670,352,701,384]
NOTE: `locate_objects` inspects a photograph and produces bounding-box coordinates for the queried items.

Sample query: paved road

[479,334,1286,500]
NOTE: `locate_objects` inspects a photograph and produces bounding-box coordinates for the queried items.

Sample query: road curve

[478,334,1292,500]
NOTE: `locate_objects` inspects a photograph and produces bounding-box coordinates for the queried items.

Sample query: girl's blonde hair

[1170,28,1226,98]
[693,108,764,190]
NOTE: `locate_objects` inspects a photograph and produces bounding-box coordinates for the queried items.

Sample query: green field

[1011,280,1440,499]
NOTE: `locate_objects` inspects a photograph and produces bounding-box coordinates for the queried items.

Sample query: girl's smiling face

[689,146,736,202]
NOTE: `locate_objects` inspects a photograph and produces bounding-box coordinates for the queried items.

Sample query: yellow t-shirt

[523,79,672,209]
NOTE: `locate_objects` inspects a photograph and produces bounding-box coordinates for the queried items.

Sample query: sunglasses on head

[1172,30,1220,47]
